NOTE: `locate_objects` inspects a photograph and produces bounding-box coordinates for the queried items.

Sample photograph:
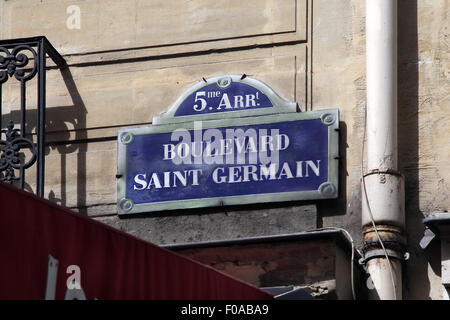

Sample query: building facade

[0,0,448,299]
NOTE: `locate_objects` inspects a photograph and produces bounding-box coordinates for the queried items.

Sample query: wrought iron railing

[0,36,66,197]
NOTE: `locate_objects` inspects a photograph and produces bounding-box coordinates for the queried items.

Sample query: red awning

[0,181,273,300]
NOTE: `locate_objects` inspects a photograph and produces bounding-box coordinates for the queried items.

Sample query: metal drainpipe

[363,0,406,300]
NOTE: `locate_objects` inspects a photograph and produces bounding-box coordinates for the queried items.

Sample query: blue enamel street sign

[117,75,339,214]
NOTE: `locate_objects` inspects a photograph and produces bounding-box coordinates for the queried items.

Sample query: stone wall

[0,0,448,299]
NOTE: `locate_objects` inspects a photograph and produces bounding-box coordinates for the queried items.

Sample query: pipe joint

[364,169,403,178]
[360,225,408,265]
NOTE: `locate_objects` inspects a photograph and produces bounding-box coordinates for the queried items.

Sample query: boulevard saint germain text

[132,127,321,190]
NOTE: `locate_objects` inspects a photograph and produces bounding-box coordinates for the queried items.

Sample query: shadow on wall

[7,67,88,213]
[398,0,441,299]
[316,121,348,225]
[58,68,88,213]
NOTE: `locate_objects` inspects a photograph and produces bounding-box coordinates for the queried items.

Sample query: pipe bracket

[359,248,409,265]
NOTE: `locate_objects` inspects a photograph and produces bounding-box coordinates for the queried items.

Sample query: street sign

[117,75,339,214]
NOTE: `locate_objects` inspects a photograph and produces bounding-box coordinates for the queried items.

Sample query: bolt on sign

[117,75,339,214]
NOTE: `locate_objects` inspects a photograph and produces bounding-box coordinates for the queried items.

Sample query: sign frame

[117,119,338,215]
